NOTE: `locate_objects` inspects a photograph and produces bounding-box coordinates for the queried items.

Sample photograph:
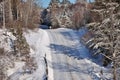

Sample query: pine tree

[88,1,120,79]
[51,0,60,3]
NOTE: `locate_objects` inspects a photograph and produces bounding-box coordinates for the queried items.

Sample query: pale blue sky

[40,0,94,8]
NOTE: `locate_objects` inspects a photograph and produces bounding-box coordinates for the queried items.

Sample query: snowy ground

[6,28,112,80]
[24,29,49,80]
[0,29,16,51]
[46,28,112,80]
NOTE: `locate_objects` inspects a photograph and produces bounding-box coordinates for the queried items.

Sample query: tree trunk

[8,0,13,21]
[25,0,31,26]
[3,1,5,29]
[25,0,34,26]
[113,61,117,80]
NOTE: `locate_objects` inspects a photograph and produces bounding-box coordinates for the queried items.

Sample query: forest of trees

[0,0,42,58]
[0,0,41,29]
[0,0,41,79]
[87,0,120,80]
[41,0,92,29]
[46,0,119,80]
[0,0,119,80]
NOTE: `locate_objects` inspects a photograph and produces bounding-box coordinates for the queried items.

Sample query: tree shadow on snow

[49,43,103,66]
[59,27,88,42]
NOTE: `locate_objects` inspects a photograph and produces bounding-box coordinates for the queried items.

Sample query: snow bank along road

[24,28,112,80]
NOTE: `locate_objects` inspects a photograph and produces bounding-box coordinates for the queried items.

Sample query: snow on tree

[87,1,120,80]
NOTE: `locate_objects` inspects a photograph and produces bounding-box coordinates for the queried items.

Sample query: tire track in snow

[43,30,54,80]
[51,31,72,80]
[33,30,46,80]
[31,29,53,80]
[58,31,80,80]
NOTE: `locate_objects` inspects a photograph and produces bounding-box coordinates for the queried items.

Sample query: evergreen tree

[51,0,60,3]
[62,0,69,4]
[76,0,87,3]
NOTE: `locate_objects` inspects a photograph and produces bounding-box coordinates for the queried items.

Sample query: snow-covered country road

[47,28,92,80]
[45,28,112,80]
[23,28,112,80]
